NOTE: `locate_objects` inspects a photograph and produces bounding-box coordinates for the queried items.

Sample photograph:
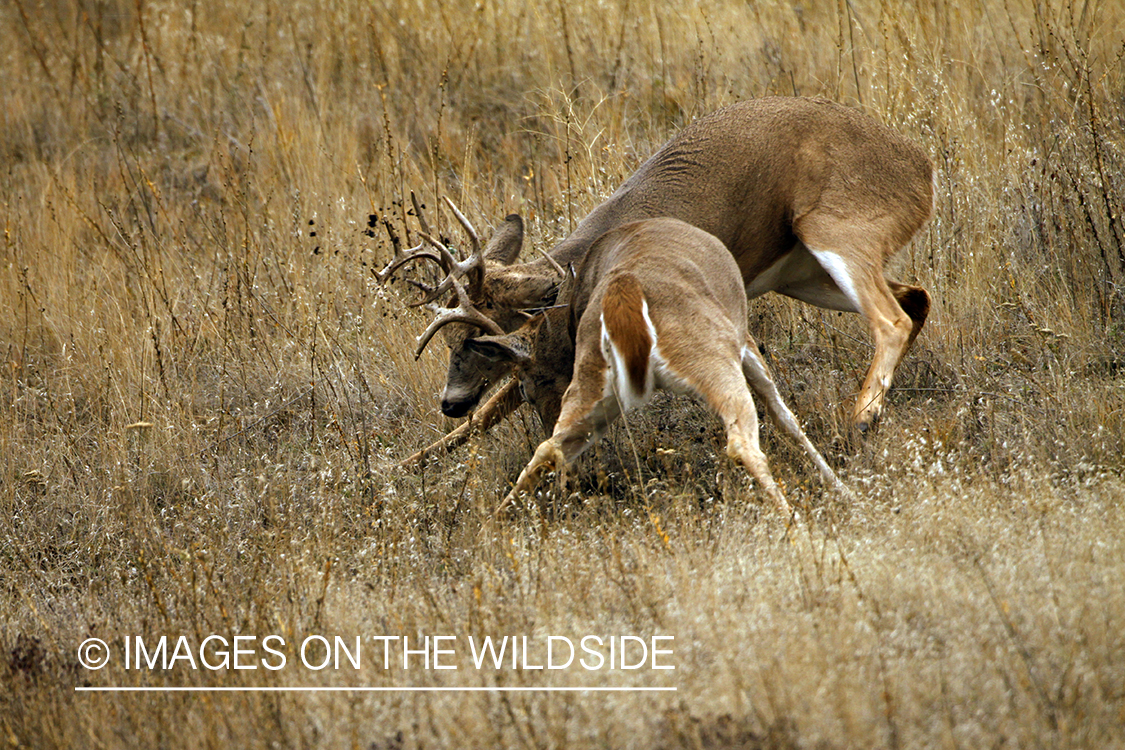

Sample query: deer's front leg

[496,350,620,516]
[496,439,569,515]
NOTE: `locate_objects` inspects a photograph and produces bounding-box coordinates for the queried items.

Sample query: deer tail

[600,274,654,407]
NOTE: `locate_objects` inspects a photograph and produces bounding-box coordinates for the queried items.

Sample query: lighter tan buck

[498,217,843,514]
[383,97,934,463]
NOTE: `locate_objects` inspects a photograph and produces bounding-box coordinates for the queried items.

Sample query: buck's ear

[464,332,532,366]
[483,214,524,265]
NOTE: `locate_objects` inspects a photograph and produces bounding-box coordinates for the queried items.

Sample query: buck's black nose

[441,399,472,418]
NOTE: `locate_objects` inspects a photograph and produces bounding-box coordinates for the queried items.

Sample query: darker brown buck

[384,96,934,462]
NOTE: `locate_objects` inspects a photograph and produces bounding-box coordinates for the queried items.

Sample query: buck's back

[551,97,932,279]
[575,219,746,338]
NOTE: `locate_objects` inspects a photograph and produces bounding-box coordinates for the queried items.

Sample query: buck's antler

[376,240,443,284]
[439,196,488,297]
[413,267,503,358]
[411,191,432,236]
[376,195,488,290]
[375,193,442,284]
[406,230,486,306]
[374,216,425,284]
[376,194,505,357]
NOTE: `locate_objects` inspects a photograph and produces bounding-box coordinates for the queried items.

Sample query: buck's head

[379,197,567,419]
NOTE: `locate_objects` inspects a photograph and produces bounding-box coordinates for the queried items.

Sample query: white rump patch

[807,249,862,311]
[600,298,657,412]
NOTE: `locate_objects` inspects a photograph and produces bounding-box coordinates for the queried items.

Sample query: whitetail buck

[382,97,933,463]
[492,217,843,514]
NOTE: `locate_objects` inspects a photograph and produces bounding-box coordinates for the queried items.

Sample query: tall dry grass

[2,0,1124,747]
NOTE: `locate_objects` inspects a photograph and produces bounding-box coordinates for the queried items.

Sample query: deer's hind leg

[740,336,844,492]
[718,392,791,515]
[791,215,925,431]
[665,346,791,515]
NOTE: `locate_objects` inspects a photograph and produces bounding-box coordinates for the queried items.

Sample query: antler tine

[414,272,504,358]
[383,215,402,253]
[374,218,404,282]
[416,229,481,278]
[416,230,463,271]
[373,208,454,284]
[556,262,578,307]
[375,240,447,284]
[440,196,489,297]
[411,229,486,304]
[411,191,432,237]
[406,278,436,296]
[406,271,456,308]
[441,196,482,261]
[537,246,566,277]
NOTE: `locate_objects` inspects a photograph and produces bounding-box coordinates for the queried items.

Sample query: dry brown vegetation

[2,0,1124,747]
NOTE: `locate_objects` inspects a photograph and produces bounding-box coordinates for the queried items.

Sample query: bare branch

[399,379,525,466]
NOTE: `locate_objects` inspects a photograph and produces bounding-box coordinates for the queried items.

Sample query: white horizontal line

[76,686,676,693]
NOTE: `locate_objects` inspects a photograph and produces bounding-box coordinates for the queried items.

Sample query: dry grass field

[2,0,1124,747]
